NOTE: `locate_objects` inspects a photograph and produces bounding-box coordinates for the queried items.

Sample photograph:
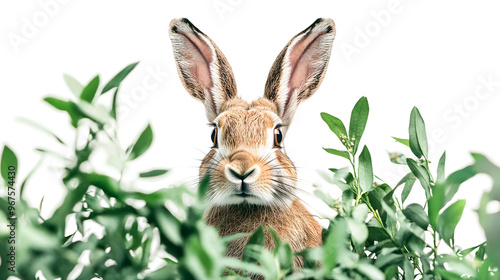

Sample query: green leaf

[74,102,111,125]
[383,265,399,280]
[348,96,369,155]
[459,241,486,257]
[130,187,189,208]
[1,146,18,185]
[479,196,500,270]
[392,137,410,147]
[75,211,84,233]
[347,217,368,248]
[85,173,121,199]
[46,181,90,227]
[321,112,348,143]
[128,124,153,160]
[155,208,182,247]
[352,203,369,222]
[403,259,415,280]
[442,165,476,206]
[473,156,500,268]
[314,189,335,206]
[395,210,425,248]
[182,235,214,279]
[242,226,265,263]
[348,205,369,251]
[102,62,139,94]
[197,175,211,202]
[140,230,153,268]
[221,258,268,278]
[63,73,83,96]
[437,255,476,278]
[323,148,350,160]
[44,97,71,111]
[394,172,413,190]
[374,252,403,269]
[268,227,281,247]
[407,158,431,199]
[197,222,225,265]
[276,243,294,270]
[428,183,445,228]
[437,151,446,184]
[80,75,100,103]
[256,248,280,279]
[475,242,486,260]
[388,152,406,165]
[383,185,396,210]
[366,184,392,225]
[323,219,348,272]
[359,146,373,193]
[357,263,385,280]
[111,87,119,119]
[398,172,417,204]
[367,218,390,242]
[18,117,66,145]
[409,107,428,159]
[331,168,354,191]
[403,204,429,230]
[139,169,168,178]
[381,200,398,238]
[437,199,466,247]
[20,157,43,195]
[43,97,82,127]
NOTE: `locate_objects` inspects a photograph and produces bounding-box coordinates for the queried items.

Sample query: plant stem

[349,156,362,205]
[433,230,439,276]
[423,155,435,184]
[362,197,425,276]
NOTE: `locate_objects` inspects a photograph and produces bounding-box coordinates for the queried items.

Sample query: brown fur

[205,200,322,266]
[170,18,237,120]
[264,18,335,125]
[169,18,336,278]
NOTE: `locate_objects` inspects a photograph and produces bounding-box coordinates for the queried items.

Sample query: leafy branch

[0,66,498,279]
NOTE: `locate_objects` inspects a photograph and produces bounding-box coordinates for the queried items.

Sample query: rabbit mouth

[234,192,254,198]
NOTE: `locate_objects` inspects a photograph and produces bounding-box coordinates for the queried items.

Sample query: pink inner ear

[183,32,214,89]
[288,32,324,91]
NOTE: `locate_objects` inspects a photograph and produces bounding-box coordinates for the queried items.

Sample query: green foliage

[128,124,154,160]
[102,61,139,94]
[63,73,84,96]
[80,75,100,103]
[408,107,428,159]
[1,68,499,279]
[1,146,17,185]
[139,169,169,178]
[358,146,373,194]
[348,96,369,155]
[319,98,499,279]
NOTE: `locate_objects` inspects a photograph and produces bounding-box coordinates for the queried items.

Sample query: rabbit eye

[274,127,283,148]
[211,127,218,148]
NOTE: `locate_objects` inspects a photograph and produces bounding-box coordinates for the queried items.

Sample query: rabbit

[169,18,335,268]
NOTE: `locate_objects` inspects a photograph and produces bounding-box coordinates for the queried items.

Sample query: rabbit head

[169,18,335,209]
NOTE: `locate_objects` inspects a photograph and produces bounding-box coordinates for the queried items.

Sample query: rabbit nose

[225,165,261,184]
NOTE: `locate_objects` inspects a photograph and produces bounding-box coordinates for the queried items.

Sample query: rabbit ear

[170,18,237,121]
[264,18,335,125]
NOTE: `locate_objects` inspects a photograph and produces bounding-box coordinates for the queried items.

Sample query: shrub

[1,63,498,279]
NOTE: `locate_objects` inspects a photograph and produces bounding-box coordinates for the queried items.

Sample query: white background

[1,0,500,250]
